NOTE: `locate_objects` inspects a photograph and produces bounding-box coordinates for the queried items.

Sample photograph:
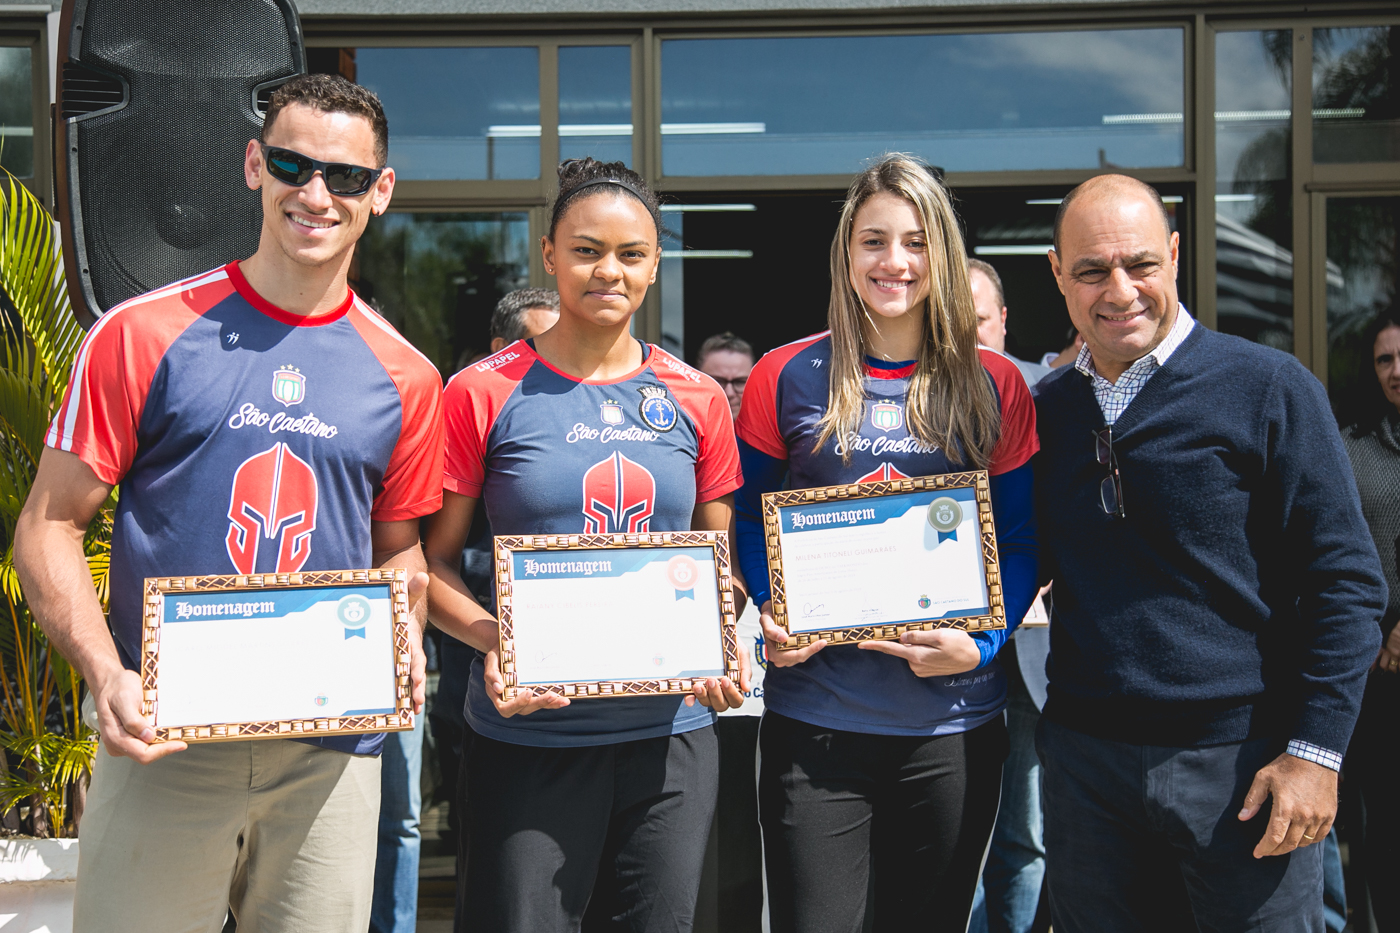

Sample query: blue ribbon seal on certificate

[927,497,962,544]
[337,594,372,639]
[667,554,700,600]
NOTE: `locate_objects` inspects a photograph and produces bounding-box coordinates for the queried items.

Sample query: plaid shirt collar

[1074,304,1195,425]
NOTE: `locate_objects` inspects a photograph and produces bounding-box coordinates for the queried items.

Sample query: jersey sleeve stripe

[351,297,441,372]
[978,348,1040,476]
[734,330,829,460]
[345,305,446,520]
[49,267,231,453]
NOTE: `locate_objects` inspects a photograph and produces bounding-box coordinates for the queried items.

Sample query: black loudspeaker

[55,0,304,323]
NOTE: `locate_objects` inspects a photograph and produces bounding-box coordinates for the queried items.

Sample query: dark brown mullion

[635,26,662,345]
[1192,14,1216,329]
[1290,25,1316,377]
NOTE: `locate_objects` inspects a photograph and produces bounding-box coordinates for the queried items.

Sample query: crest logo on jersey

[637,385,678,433]
[600,400,624,425]
[225,442,318,574]
[271,366,305,407]
[870,402,902,432]
[582,451,656,533]
[857,462,910,483]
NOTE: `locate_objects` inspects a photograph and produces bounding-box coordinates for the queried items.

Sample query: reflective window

[559,46,632,166]
[660,30,1185,177]
[0,47,33,178]
[1215,30,1293,351]
[355,48,540,181]
[1326,195,1399,425]
[355,213,532,374]
[1314,27,1400,164]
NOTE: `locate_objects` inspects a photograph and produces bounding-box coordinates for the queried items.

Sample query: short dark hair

[549,158,663,239]
[491,288,560,343]
[966,257,1005,308]
[696,332,754,367]
[1053,175,1171,254]
[262,73,389,168]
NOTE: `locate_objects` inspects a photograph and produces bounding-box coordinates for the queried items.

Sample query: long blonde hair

[814,153,1001,468]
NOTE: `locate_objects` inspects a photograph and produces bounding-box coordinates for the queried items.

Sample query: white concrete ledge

[0,839,80,885]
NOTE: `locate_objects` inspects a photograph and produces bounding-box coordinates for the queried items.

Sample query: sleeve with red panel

[45,272,224,485]
[347,301,447,521]
[733,338,816,608]
[441,343,536,499]
[734,334,825,459]
[651,347,742,502]
[980,348,1040,475]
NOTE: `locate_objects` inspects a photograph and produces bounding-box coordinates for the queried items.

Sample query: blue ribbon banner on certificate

[142,569,414,742]
[494,532,742,700]
[762,472,1005,649]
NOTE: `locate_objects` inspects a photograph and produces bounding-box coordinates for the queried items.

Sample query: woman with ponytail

[734,153,1039,932]
[426,158,749,933]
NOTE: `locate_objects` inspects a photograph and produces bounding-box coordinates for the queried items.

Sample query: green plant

[0,167,103,837]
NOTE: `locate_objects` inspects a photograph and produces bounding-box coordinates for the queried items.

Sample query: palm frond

[0,165,101,837]
[0,170,83,393]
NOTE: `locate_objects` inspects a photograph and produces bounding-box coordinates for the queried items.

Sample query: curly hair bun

[549,158,662,237]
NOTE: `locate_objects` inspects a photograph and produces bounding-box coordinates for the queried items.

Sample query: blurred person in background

[970,258,1052,387]
[488,287,560,355]
[697,329,766,929]
[696,331,755,421]
[1040,326,1084,370]
[1343,305,1400,931]
[427,288,560,903]
[967,255,1052,933]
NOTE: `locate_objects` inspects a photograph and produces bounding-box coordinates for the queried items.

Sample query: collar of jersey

[525,338,655,385]
[226,261,353,327]
[864,355,916,379]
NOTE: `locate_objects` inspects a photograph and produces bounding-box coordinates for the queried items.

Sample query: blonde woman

[734,154,1039,932]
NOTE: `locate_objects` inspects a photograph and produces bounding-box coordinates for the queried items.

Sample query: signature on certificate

[801,602,829,619]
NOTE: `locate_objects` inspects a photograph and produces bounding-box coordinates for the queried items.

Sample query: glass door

[1317,193,1400,425]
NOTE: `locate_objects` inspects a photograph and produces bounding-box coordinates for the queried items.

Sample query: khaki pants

[74,737,380,933]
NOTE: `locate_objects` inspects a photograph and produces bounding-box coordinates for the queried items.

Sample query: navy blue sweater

[1033,325,1386,751]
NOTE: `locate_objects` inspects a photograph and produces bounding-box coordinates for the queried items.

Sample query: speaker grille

[62,0,302,314]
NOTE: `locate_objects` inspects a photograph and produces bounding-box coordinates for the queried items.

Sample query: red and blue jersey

[735,332,1039,736]
[443,339,742,747]
[48,262,445,755]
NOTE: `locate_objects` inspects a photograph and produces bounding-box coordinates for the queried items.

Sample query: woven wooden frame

[494,531,740,702]
[141,568,414,743]
[761,471,1005,649]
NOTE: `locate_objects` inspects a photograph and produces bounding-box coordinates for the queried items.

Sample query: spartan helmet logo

[857,462,910,483]
[225,442,319,574]
[581,451,656,534]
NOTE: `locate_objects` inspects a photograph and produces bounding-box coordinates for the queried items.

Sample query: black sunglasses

[1093,426,1126,519]
[259,143,383,196]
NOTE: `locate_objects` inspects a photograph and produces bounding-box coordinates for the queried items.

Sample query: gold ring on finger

[1302,833,1316,841]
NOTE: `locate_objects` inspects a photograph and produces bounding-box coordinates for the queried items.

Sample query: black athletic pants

[759,711,1008,933]
[455,722,719,933]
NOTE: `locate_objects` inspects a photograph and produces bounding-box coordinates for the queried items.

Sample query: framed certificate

[762,471,1005,649]
[494,531,740,701]
[141,569,414,743]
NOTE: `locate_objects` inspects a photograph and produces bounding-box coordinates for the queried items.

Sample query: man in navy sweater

[1032,174,1386,931]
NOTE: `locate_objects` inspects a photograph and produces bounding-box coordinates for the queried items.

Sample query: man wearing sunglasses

[14,74,444,933]
[1029,174,1385,932]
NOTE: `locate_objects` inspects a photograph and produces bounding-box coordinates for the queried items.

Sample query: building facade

[2,0,1396,415]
